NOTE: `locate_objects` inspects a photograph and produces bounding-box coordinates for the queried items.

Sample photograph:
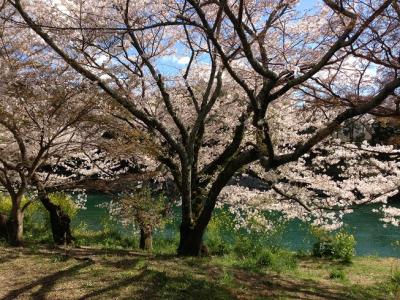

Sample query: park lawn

[0,244,399,300]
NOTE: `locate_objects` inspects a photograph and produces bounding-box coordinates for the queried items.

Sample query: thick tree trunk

[33,178,73,245]
[44,200,73,245]
[139,225,153,252]
[177,194,216,256]
[0,213,9,240]
[40,198,73,245]
[177,224,205,256]
[9,203,23,246]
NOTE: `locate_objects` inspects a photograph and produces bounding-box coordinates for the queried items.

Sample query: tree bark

[0,213,9,240]
[42,197,73,245]
[177,224,205,256]
[139,224,153,252]
[33,177,73,245]
[8,201,24,246]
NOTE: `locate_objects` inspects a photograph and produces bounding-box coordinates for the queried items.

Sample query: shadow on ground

[1,261,94,300]
[0,245,392,300]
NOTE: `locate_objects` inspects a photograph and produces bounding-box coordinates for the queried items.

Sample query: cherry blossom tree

[7,0,400,255]
[0,23,99,244]
[218,98,400,232]
[104,186,172,252]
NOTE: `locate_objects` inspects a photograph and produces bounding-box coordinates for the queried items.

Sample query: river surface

[74,193,400,257]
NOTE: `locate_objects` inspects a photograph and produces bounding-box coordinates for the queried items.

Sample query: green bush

[206,210,235,256]
[98,216,134,248]
[329,269,346,280]
[256,249,274,266]
[153,233,179,255]
[73,218,136,249]
[233,235,261,258]
[256,249,297,272]
[332,231,356,261]
[205,209,288,258]
[312,227,356,262]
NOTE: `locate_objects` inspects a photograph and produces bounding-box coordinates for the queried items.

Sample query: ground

[0,244,399,300]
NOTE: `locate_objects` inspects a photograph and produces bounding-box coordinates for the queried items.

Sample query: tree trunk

[40,197,73,245]
[45,201,73,245]
[33,178,73,245]
[0,213,9,240]
[177,224,205,256]
[9,202,23,246]
[177,190,219,256]
[139,224,153,252]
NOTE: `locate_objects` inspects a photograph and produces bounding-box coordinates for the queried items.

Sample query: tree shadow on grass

[2,244,149,262]
[1,260,94,300]
[233,271,389,300]
[77,268,236,300]
[98,257,142,270]
[262,276,350,300]
[0,253,19,265]
[0,245,391,299]
[54,246,153,259]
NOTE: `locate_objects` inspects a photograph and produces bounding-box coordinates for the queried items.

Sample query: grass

[329,268,346,281]
[0,244,399,299]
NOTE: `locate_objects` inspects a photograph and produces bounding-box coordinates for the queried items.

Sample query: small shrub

[73,218,136,249]
[312,227,356,262]
[153,233,180,255]
[329,269,346,280]
[233,235,261,258]
[332,231,356,262]
[313,235,334,257]
[206,210,234,256]
[256,249,274,267]
[256,249,297,272]
[72,221,90,246]
[99,216,130,248]
[206,237,229,256]
[206,209,287,258]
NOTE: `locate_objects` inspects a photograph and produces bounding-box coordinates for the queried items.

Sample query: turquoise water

[75,193,400,257]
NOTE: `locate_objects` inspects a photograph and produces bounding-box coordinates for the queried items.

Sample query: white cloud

[175,56,190,65]
[161,55,190,65]
[314,55,378,82]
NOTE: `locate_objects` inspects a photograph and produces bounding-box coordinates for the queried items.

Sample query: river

[74,193,400,257]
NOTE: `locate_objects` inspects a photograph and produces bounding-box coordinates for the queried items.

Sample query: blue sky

[298,0,321,10]
[157,0,322,75]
